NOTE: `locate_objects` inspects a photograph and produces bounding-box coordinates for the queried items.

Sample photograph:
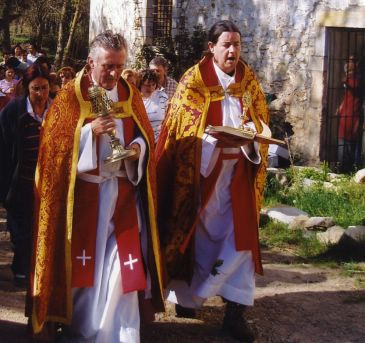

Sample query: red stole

[113,178,147,293]
[71,83,147,291]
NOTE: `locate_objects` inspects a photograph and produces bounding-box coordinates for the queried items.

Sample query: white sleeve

[124,136,147,185]
[201,133,220,177]
[241,142,261,164]
[240,121,261,164]
[77,123,97,173]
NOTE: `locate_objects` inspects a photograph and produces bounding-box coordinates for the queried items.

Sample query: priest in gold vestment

[30,31,164,343]
[156,20,269,343]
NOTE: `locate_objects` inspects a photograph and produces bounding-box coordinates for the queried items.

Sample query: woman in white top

[139,69,168,142]
[0,65,18,100]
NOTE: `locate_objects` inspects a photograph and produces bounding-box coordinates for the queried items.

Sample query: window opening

[152,0,172,45]
[321,27,365,172]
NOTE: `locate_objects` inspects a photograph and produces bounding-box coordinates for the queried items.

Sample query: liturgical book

[205,124,286,145]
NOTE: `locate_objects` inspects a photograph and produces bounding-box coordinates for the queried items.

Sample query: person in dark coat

[0,64,52,286]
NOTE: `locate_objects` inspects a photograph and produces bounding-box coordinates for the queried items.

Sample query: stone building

[90,0,365,170]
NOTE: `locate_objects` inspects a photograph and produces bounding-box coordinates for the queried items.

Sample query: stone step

[0,207,7,232]
[0,218,6,232]
[0,206,6,219]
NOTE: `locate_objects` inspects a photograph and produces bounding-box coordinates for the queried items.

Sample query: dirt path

[0,231,364,343]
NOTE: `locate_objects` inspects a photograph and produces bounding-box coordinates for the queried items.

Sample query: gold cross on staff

[239,91,252,128]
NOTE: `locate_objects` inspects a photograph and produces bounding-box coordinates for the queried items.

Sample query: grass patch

[342,262,365,275]
[264,166,365,227]
[260,220,326,258]
[260,218,365,260]
[295,163,332,182]
[341,262,365,289]
[260,220,302,249]
[263,165,365,282]
[260,220,365,286]
[284,183,365,227]
[297,234,328,258]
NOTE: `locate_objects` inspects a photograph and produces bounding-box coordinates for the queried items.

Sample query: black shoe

[175,304,196,319]
[222,301,255,343]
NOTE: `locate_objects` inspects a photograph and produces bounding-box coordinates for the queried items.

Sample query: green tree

[61,0,85,67]
[133,25,207,79]
[53,0,70,69]
[25,0,51,48]
[0,0,28,50]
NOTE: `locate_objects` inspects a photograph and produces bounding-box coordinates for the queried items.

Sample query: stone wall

[173,0,365,164]
[89,0,151,65]
[89,0,365,165]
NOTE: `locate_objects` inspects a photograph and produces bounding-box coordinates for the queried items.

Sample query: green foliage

[342,262,365,275]
[2,0,89,69]
[260,218,365,284]
[133,41,177,74]
[296,162,331,182]
[174,25,207,78]
[285,182,365,227]
[263,173,283,207]
[42,33,58,52]
[12,34,30,45]
[263,164,365,273]
[133,25,207,79]
[264,166,365,227]
[298,234,327,258]
[260,220,329,258]
[260,220,303,248]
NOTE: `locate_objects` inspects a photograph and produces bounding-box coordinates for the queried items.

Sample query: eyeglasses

[30,85,49,92]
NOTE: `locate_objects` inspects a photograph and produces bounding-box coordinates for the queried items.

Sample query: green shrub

[12,35,30,45]
[260,220,302,248]
[263,173,283,207]
[260,220,327,258]
[283,182,365,227]
[133,25,207,79]
[298,234,327,258]
[262,165,365,267]
[264,166,365,227]
[297,165,329,182]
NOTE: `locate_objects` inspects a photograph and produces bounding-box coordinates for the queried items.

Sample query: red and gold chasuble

[156,56,269,281]
[30,69,164,334]
[71,84,146,293]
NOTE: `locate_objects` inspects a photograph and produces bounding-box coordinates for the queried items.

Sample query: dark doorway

[321,27,365,172]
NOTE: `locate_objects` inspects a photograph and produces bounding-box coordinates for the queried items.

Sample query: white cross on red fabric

[76,249,92,266]
[123,253,138,270]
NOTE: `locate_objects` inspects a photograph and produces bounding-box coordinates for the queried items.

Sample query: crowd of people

[0,20,270,343]
[0,43,177,141]
[0,43,77,110]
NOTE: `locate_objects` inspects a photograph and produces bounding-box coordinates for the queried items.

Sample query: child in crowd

[138,69,168,141]
[0,65,18,100]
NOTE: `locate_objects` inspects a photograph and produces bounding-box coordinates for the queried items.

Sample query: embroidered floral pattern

[156,57,269,279]
[32,72,162,332]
